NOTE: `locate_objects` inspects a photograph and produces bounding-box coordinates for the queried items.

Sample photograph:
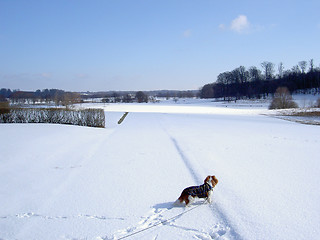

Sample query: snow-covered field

[1,99,320,240]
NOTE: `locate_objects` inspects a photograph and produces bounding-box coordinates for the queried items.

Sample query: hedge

[0,108,105,128]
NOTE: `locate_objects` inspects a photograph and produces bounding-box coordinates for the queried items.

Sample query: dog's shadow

[153,200,206,210]
[153,201,180,210]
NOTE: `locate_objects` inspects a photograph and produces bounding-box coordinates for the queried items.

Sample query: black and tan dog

[176,175,218,206]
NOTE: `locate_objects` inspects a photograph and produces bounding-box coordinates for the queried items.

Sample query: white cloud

[230,15,250,33]
[183,29,192,38]
[218,15,251,34]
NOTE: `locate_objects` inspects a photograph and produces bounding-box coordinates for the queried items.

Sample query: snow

[1,99,320,240]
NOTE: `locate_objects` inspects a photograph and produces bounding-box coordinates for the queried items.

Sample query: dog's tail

[174,195,184,206]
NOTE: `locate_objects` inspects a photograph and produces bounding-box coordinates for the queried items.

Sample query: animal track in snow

[53,165,82,170]
[0,212,125,221]
[111,206,174,239]
[109,203,233,240]
[210,223,231,239]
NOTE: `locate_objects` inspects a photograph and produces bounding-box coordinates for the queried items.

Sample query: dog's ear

[212,175,218,184]
[204,175,210,183]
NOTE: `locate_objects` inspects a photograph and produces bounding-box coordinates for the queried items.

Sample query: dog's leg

[186,195,195,207]
[207,190,213,203]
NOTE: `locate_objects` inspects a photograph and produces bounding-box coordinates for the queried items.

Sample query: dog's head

[204,175,218,188]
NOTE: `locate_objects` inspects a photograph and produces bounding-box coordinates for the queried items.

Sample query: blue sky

[1,0,319,92]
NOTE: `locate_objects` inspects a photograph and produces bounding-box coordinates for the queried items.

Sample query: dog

[176,175,218,206]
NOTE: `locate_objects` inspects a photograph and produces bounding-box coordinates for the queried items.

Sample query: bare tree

[0,97,10,114]
[135,91,148,103]
[269,87,298,109]
[291,65,301,74]
[278,62,284,78]
[309,59,314,72]
[200,84,214,99]
[248,66,262,82]
[261,61,275,80]
[62,92,80,109]
[299,61,307,73]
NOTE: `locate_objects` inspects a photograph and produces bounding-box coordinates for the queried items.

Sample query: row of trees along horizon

[1,59,319,105]
[200,59,320,100]
[0,88,198,106]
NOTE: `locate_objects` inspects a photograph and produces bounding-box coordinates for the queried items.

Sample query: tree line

[84,90,198,102]
[0,88,80,108]
[0,88,199,106]
[200,59,320,100]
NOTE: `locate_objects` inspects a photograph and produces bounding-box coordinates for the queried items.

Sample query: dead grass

[286,111,320,117]
[265,108,320,126]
